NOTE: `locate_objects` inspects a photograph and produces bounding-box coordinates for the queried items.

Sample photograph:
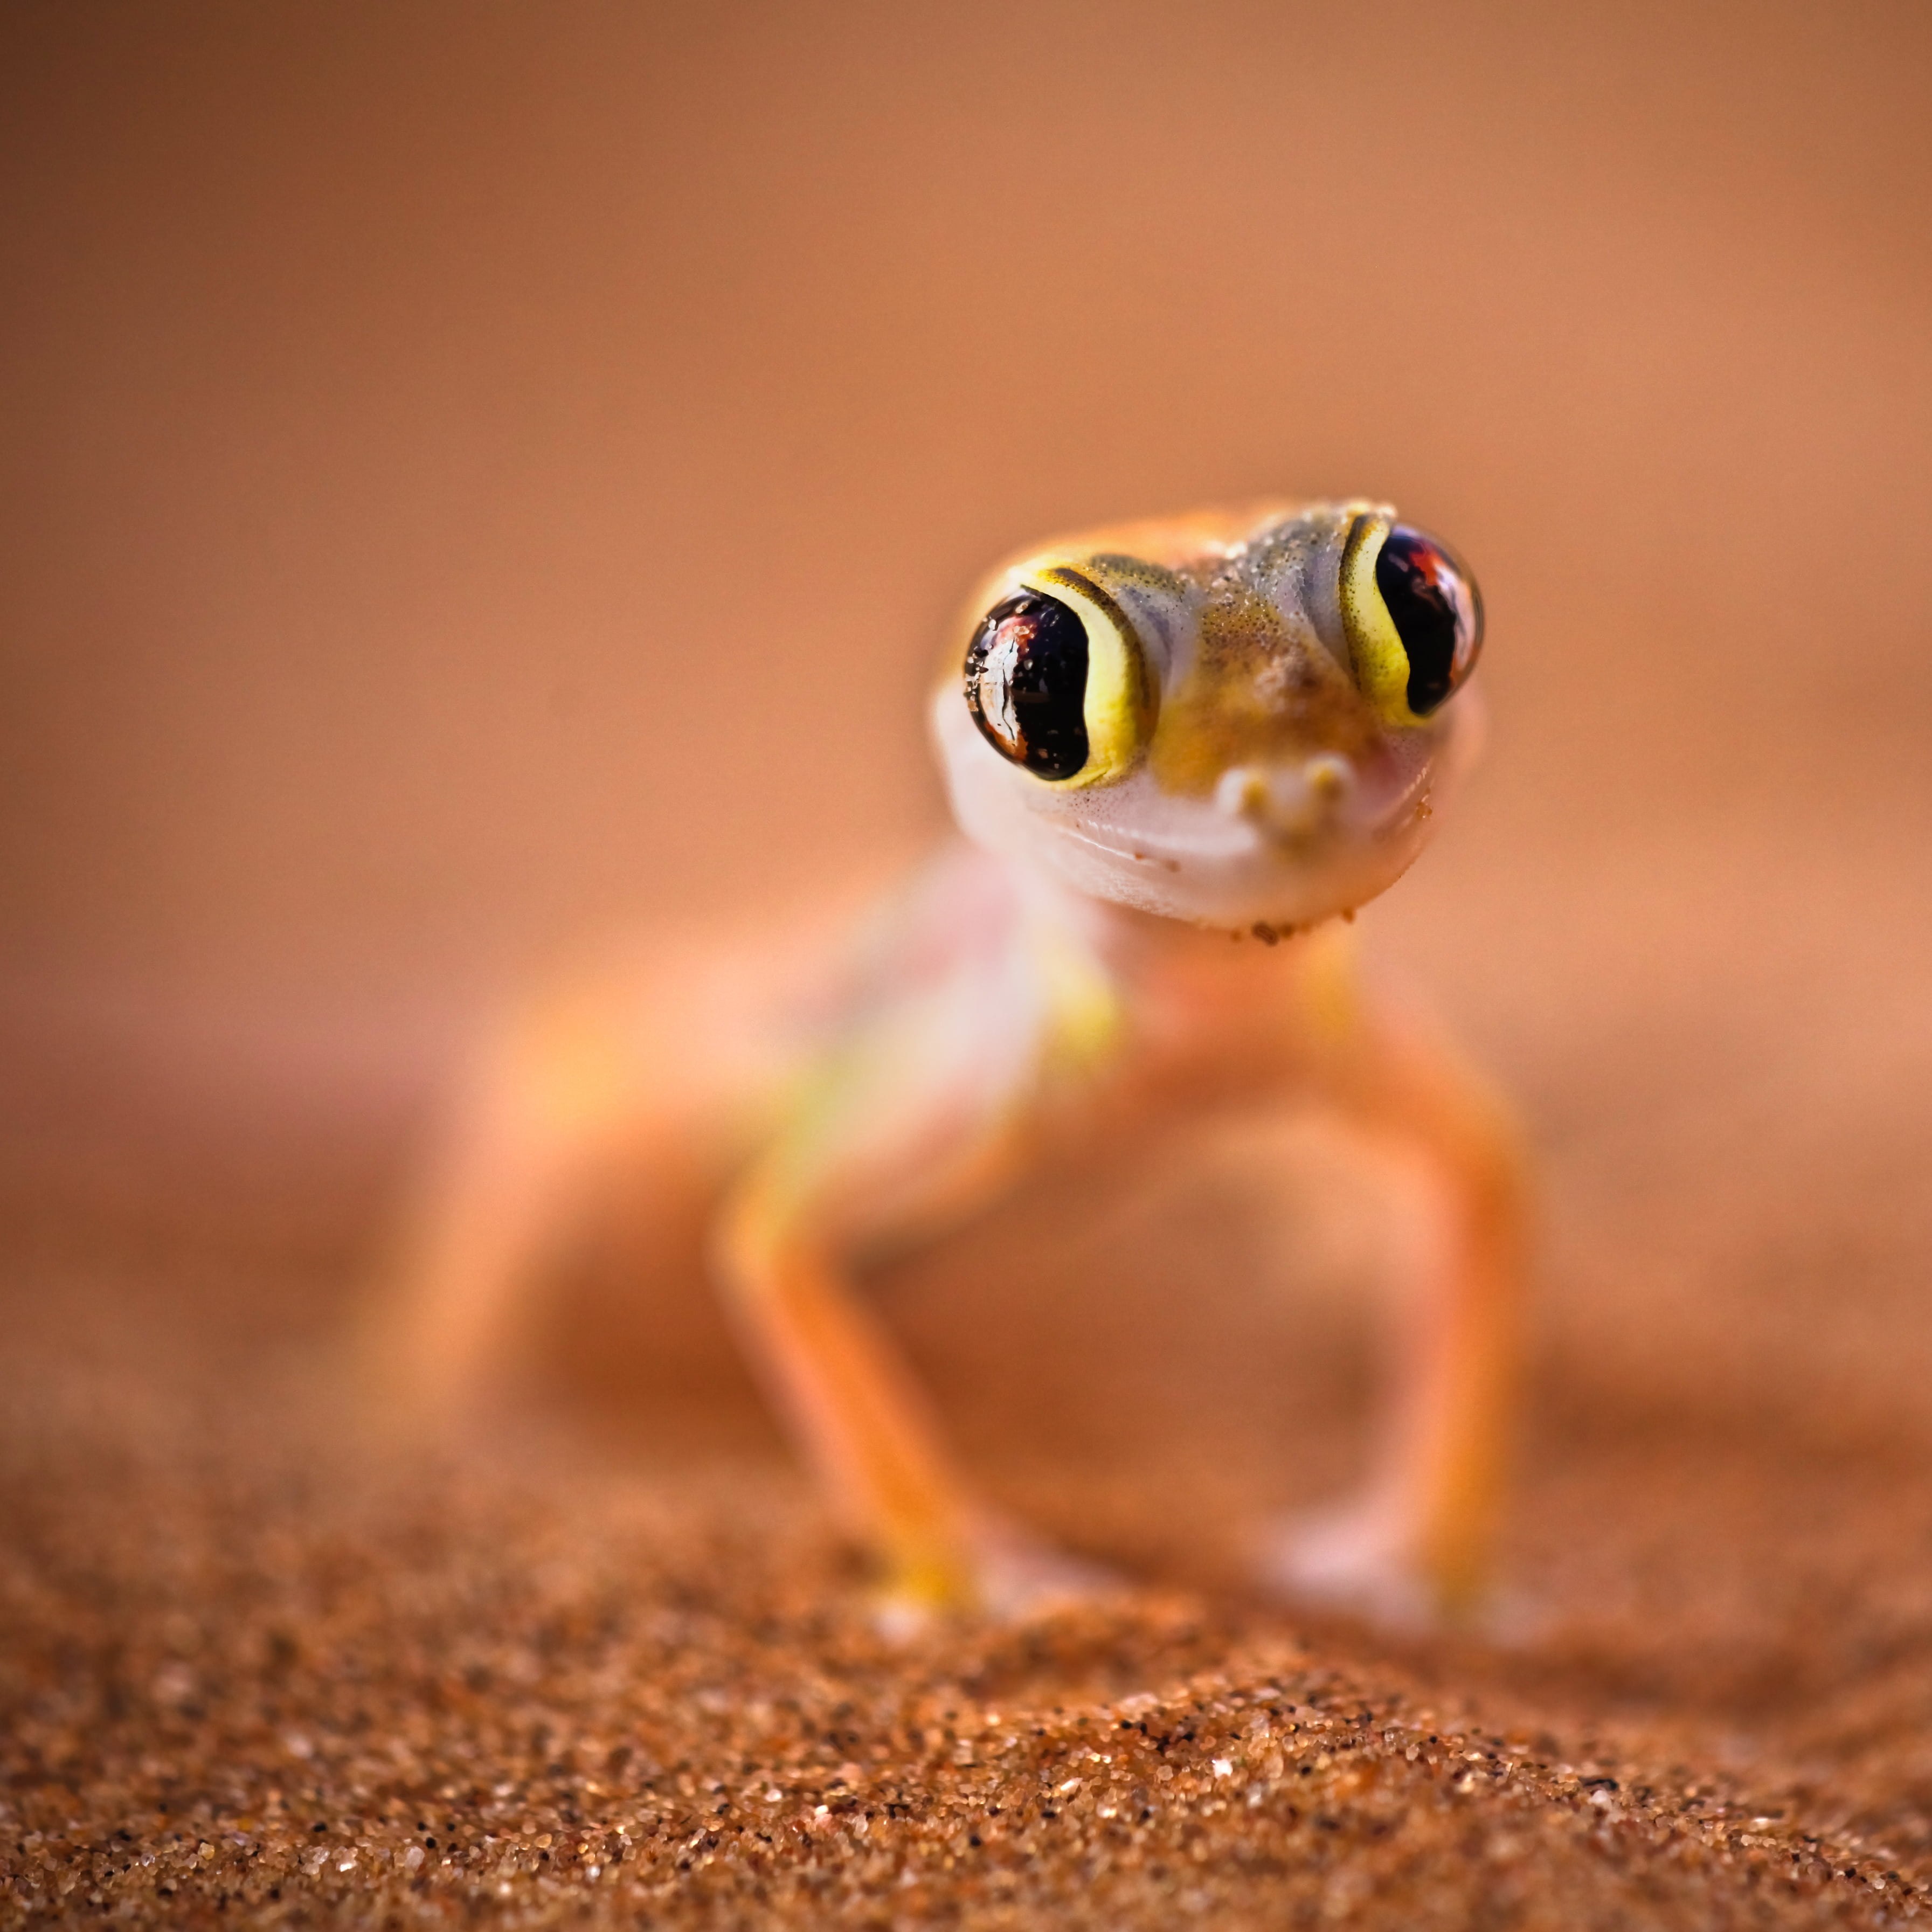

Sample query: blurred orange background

[2,0,1929,1438]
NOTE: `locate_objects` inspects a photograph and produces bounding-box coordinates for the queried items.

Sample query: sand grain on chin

[0,1289,1922,1932]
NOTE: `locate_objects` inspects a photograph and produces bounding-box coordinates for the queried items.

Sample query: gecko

[376,501,1522,1629]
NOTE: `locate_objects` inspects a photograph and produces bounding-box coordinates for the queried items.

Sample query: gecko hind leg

[361,981,729,1428]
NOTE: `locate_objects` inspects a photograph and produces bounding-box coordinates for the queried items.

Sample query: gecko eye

[1339,516,1484,724]
[962,566,1154,786]
[964,592,1090,780]
[1377,527,1483,714]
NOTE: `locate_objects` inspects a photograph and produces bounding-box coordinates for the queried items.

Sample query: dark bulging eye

[1374,525,1483,716]
[963,592,1089,779]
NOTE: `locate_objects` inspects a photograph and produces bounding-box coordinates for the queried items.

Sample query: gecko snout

[1213,754,1355,846]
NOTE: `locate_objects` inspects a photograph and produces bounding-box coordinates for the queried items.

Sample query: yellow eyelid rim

[1338,514,1428,728]
[1014,562,1156,787]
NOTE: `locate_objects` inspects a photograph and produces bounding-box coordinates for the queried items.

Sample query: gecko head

[931,501,1486,934]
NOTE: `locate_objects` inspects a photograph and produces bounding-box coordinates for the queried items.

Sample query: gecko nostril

[1215,767,1273,820]
[1304,753,1352,801]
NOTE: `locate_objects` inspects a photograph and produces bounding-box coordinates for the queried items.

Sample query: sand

[6,1093,1932,1932]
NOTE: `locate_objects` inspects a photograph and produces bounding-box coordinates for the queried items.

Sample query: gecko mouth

[1062,745,1434,873]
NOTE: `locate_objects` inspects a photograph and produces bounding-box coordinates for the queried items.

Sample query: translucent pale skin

[374,502,1525,1626]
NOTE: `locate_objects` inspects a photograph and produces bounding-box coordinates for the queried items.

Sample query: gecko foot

[1257,1495,1444,1632]
[868,1524,1125,1640]
[974,1524,1125,1620]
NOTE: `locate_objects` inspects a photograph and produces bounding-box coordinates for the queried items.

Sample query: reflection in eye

[963,592,1090,779]
[1374,526,1483,716]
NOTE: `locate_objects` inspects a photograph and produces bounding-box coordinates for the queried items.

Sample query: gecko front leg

[1264,959,1527,1625]
[712,937,1118,1625]
[716,1201,989,1612]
